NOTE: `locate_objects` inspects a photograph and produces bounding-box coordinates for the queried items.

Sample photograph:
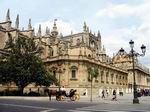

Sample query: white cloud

[96,4,133,18]
[103,26,150,68]
[34,19,77,36]
[96,1,150,68]
[96,1,150,19]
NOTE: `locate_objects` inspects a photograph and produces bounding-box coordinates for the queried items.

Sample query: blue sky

[0,0,150,68]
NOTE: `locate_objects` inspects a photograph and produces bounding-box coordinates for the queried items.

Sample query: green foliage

[0,34,57,95]
[88,67,99,81]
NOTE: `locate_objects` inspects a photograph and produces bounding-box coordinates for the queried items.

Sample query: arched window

[71,70,76,79]
[70,66,78,79]
[76,38,80,45]
[88,54,91,58]
[90,40,95,48]
[119,76,121,79]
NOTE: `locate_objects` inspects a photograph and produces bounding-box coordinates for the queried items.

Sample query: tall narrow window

[76,38,80,46]
[116,75,118,84]
[51,50,53,56]
[101,71,104,81]
[53,71,56,77]
[106,72,109,83]
[70,66,78,80]
[71,70,76,79]
[101,71,104,83]
[119,76,121,79]
[119,76,122,85]
[49,47,54,56]
[111,74,114,82]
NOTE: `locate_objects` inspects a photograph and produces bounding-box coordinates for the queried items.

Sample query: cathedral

[0,9,150,96]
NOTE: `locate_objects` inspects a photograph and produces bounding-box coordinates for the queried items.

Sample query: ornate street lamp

[119,48,125,55]
[120,40,146,104]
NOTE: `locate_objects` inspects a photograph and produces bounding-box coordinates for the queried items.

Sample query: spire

[22,27,24,31]
[28,18,32,30]
[103,45,106,53]
[45,26,50,35]
[113,53,115,57]
[51,19,58,37]
[87,27,89,33]
[32,28,35,36]
[83,21,87,32]
[60,32,63,38]
[97,30,101,38]
[15,14,19,29]
[6,9,10,21]
[37,24,41,37]
[71,30,73,35]
[90,29,92,34]
[53,19,57,30]
[94,32,95,36]
[97,30,102,51]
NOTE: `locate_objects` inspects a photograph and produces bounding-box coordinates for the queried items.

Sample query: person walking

[101,90,105,99]
[106,90,109,97]
[112,90,117,101]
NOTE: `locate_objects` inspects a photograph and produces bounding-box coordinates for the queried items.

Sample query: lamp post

[88,67,93,102]
[120,40,146,104]
[59,70,61,92]
[58,68,62,92]
[90,73,93,102]
[90,67,95,102]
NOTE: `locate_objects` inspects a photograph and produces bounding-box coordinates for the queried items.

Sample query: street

[0,99,97,112]
[0,94,150,112]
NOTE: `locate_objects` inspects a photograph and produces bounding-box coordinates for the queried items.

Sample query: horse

[45,89,80,101]
[45,89,58,101]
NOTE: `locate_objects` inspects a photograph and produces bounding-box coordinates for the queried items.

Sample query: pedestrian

[112,90,117,101]
[106,90,109,97]
[83,89,87,96]
[101,90,105,99]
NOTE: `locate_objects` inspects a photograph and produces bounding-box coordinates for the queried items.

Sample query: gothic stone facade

[0,10,150,96]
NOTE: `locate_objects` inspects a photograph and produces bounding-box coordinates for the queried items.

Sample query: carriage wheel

[70,95,76,101]
[60,95,65,101]
[75,94,80,100]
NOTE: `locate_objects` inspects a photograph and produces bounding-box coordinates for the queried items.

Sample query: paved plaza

[0,94,150,112]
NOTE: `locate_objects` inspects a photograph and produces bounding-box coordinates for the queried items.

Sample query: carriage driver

[60,86,67,96]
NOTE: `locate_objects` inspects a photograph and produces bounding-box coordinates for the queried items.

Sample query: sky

[0,0,150,68]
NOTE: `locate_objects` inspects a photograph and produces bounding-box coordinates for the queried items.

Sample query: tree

[0,34,57,95]
[87,67,99,102]
[88,67,99,81]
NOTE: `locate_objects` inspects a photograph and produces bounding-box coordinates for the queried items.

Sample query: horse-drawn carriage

[45,89,80,101]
